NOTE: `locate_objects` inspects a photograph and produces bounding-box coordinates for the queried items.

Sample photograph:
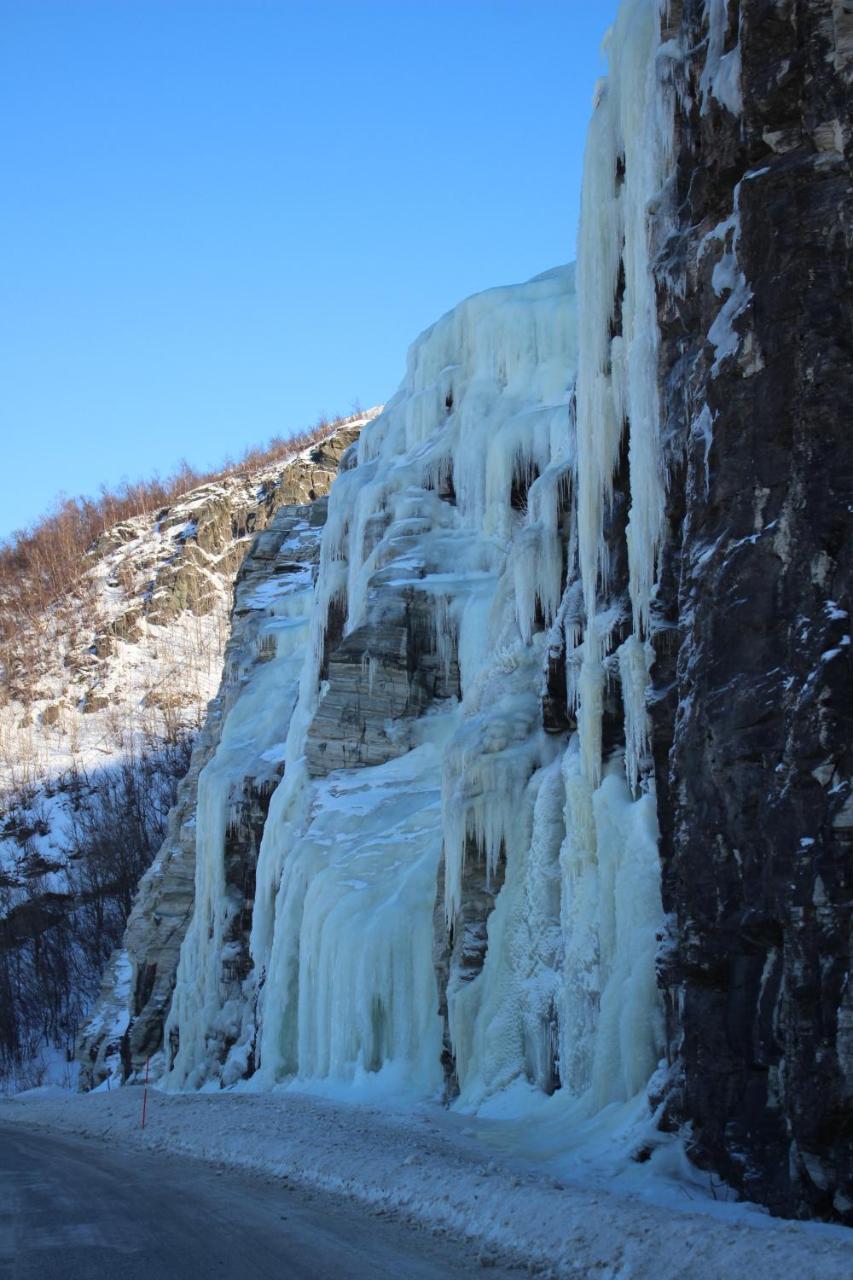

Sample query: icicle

[576,642,605,787]
[618,633,652,795]
[574,0,671,783]
[557,740,663,1110]
[361,651,377,696]
[427,591,457,685]
[449,758,565,1104]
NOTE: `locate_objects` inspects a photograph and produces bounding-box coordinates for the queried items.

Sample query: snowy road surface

[0,1125,517,1280]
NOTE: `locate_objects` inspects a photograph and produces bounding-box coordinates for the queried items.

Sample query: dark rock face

[651,0,852,1222]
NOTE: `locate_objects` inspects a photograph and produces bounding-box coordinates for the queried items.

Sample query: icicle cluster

[575,0,673,790]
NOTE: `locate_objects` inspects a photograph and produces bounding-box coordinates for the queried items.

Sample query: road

[0,1124,519,1279]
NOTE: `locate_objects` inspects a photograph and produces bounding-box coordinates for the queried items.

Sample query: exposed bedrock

[651,0,853,1222]
[77,425,363,1088]
[142,425,361,626]
[306,584,461,776]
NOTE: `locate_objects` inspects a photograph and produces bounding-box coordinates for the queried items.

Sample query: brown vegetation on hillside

[0,410,363,703]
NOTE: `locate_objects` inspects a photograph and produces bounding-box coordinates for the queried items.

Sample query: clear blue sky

[0,0,619,540]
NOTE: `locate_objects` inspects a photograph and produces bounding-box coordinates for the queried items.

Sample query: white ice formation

[163,0,671,1137]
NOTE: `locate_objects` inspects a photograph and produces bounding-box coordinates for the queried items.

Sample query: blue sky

[0,0,619,540]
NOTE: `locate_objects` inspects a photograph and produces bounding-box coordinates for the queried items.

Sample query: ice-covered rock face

[162,256,666,1128]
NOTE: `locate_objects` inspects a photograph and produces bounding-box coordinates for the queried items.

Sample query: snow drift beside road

[1,1088,849,1279]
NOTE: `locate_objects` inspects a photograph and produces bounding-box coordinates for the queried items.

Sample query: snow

[2,1087,850,1280]
[699,0,743,116]
[692,404,715,494]
[700,190,754,378]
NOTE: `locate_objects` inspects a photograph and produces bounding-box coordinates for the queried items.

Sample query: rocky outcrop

[141,428,360,626]
[77,424,365,1088]
[650,0,852,1222]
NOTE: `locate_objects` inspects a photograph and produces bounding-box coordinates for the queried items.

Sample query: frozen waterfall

[163,0,670,1143]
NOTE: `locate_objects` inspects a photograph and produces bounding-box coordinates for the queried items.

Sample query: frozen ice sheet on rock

[165,14,670,1168]
[251,740,450,1097]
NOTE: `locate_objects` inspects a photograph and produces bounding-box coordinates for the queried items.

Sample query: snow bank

[1,1089,849,1280]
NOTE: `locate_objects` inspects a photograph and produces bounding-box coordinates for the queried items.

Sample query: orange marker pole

[141,1057,149,1129]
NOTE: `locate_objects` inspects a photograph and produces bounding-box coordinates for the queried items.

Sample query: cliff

[75,0,851,1226]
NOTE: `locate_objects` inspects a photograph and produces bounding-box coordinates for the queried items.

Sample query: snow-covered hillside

[0,414,376,1090]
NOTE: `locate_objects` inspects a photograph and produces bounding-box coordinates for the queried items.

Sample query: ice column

[575,0,672,789]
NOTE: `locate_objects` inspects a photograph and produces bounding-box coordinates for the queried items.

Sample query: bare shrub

[0,728,193,1080]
